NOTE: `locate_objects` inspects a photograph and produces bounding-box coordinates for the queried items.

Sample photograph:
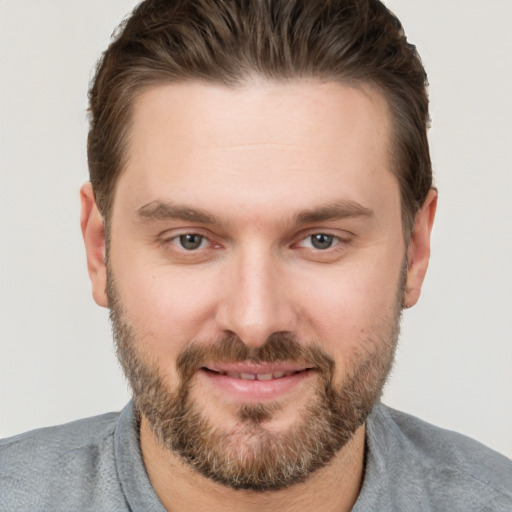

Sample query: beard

[107,266,404,492]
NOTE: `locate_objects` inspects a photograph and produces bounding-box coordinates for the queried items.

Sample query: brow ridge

[294,201,374,224]
[136,199,374,226]
[137,201,220,224]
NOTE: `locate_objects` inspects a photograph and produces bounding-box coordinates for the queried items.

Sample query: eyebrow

[293,201,374,224]
[137,201,222,224]
[136,199,374,226]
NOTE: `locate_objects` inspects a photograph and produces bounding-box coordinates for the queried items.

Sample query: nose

[215,247,298,348]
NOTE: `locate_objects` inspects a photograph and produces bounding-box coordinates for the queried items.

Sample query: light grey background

[1,1,511,458]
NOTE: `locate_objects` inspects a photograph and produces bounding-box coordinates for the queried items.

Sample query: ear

[80,182,108,308]
[403,188,438,309]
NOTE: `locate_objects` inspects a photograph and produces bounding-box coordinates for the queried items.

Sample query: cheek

[111,251,222,356]
[295,260,402,349]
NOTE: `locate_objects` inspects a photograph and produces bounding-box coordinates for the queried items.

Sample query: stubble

[107,265,403,491]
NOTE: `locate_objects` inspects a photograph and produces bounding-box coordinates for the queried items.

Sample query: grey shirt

[1,402,511,511]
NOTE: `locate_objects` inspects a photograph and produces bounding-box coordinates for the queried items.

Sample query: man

[1,0,511,510]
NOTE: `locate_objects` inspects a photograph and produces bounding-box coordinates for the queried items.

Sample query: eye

[301,233,337,250]
[311,233,335,249]
[176,233,207,250]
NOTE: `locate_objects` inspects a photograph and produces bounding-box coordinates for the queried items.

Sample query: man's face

[85,80,428,490]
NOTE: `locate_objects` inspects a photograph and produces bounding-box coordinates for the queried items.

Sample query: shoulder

[0,411,119,471]
[1,411,119,448]
[367,403,512,510]
[0,412,123,511]
[381,404,512,484]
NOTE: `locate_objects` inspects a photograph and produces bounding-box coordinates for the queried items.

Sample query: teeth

[221,370,300,380]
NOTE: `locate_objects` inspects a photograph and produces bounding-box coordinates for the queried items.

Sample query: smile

[203,369,304,381]
[198,365,315,402]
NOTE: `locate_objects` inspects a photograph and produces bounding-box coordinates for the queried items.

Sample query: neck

[139,415,366,512]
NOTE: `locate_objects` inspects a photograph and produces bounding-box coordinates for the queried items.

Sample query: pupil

[180,234,202,250]
[312,234,333,249]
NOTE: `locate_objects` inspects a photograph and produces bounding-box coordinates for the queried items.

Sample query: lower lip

[199,369,314,402]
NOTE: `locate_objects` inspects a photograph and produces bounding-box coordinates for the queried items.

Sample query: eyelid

[160,226,209,241]
[295,234,339,250]
[157,227,352,255]
[294,229,351,246]
[173,233,209,250]
[159,228,223,252]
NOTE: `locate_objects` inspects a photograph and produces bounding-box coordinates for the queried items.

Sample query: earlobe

[80,183,109,308]
[403,188,438,309]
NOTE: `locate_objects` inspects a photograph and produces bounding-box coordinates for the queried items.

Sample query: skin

[81,79,437,512]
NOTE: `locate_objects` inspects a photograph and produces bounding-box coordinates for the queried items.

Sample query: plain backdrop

[1,1,511,459]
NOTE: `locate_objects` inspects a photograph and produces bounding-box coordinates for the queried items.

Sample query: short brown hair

[88,0,432,234]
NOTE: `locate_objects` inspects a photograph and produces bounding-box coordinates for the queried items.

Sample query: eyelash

[164,231,347,253]
[295,233,342,250]
[166,232,218,252]
[173,233,209,251]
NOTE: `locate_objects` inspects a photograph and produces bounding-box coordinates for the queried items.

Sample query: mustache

[176,332,335,382]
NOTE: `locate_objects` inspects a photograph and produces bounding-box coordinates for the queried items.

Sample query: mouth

[198,364,315,402]
[203,369,305,381]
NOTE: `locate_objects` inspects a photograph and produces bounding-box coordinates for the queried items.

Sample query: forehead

[116,79,398,224]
